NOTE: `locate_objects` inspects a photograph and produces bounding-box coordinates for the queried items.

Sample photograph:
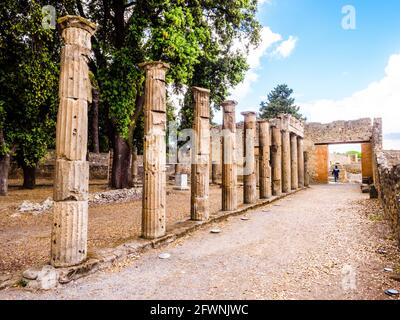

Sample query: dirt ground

[0,180,243,276]
[1,184,399,300]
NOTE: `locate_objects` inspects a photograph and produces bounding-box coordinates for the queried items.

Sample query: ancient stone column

[131,145,139,185]
[259,120,272,199]
[242,112,257,204]
[222,101,238,211]
[281,130,291,193]
[271,125,282,196]
[304,151,310,187]
[297,137,305,188]
[191,87,210,221]
[139,61,170,239]
[290,134,298,190]
[211,131,222,184]
[51,16,96,268]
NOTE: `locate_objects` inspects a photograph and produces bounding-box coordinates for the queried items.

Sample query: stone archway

[304,119,381,185]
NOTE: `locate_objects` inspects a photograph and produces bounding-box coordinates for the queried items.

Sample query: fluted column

[290,134,298,190]
[259,120,271,199]
[271,125,282,196]
[297,137,305,188]
[211,132,222,184]
[131,145,138,185]
[281,130,291,193]
[51,16,96,268]
[139,61,170,239]
[191,87,210,221]
[222,101,238,211]
[304,151,310,187]
[242,112,257,204]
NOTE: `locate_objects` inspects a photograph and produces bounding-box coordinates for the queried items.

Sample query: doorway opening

[328,144,362,184]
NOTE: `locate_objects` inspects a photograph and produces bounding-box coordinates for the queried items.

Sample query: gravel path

[1,184,399,300]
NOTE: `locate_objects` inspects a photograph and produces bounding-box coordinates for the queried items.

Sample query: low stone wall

[9,151,111,180]
[375,150,400,245]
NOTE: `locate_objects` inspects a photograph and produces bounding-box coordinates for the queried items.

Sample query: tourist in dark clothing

[332,165,340,183]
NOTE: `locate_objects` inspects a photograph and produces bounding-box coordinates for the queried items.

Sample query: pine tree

[259,84,305,120]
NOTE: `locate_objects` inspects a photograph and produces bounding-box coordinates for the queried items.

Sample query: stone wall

[383,150,400,167]
[9,151,111,180]
[374,151,400,245]
[304,118,375,183]
[305,118,373,145]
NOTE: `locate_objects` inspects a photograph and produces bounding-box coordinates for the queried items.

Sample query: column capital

[139,61,170,71]
[58,15,96,35]
[192,86,210,94]
[221,100,238,113]
[241,111,257,121]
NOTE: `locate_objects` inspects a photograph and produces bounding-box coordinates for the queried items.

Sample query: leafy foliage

[0,0,59,168]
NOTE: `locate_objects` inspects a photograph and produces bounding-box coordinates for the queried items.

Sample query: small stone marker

[174,174,189,191]
[384,268,394,273]
[377,248,387,255]
[262,209,271,213]
[210,228,221,234]
[158,253,171,260]
[241,216,250,221]
[384,289,399,296]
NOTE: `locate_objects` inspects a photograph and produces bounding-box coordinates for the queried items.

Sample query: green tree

[259,84,304,120]
[0,0,61,192]
[70,0,261,189]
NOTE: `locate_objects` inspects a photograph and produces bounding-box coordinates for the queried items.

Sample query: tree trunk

[0,154,10,196]
[22,165,36,189]
[111,134,131,189]
[91,87,100,153]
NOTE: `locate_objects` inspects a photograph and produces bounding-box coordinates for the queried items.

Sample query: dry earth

[1,184,399,300]
[0,181,240,275]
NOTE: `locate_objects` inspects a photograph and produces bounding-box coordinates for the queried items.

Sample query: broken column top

[138,61,170,71]
[192,86,210,93]
[221,100,238,113]
[241,112,257,120]
[58,15,96,34]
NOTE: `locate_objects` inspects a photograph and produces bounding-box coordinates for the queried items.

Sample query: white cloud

[229,27,299,104]
[273,36,298,59]
[258,0,272,5]
[300,53,400,150]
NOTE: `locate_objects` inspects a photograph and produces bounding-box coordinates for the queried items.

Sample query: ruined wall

[9,151,111,180]
[305,118,373,145]
[371,118,400,245]
[382,150,400,167]
[375,151,400,245]
[304,118,374,183]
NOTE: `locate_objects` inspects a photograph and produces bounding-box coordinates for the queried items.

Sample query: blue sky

[223,0,400,150]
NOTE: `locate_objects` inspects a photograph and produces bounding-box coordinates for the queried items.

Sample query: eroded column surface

[259,120,271,199]
[131,145,139,185]
[242,112,257,204]
[297,137,305,188]
[222,101,238,211]
[139,61,170,239]
[51,16,96,267]
[191,87,210,221]
[271,126,282,196]
[211,132,222,184]
[290,134,298,190]
[304,151,310,187]
[281,130,291,193]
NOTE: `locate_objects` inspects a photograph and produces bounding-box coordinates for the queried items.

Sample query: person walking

[332,165,340,183]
